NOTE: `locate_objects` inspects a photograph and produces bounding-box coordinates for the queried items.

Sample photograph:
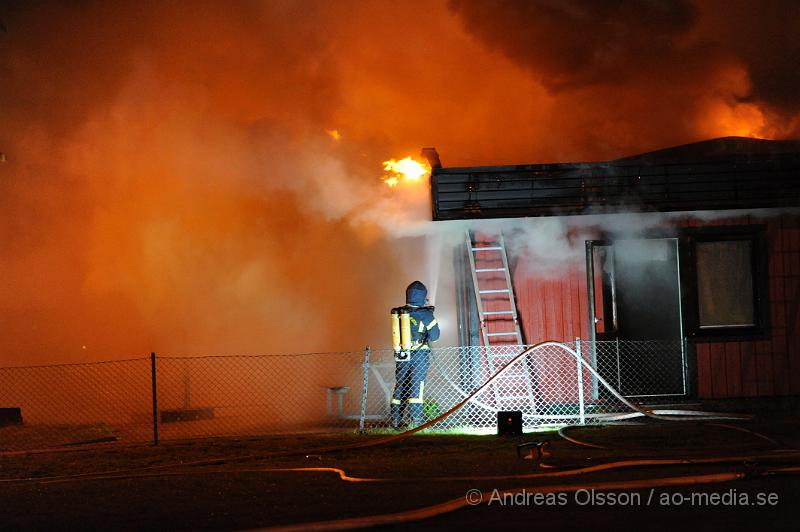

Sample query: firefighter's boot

[390,402,403,430]
[409,402,425,428]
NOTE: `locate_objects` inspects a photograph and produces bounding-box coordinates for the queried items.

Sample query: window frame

[680,225,769,341]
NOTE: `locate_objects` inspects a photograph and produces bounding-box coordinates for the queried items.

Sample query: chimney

[421,147,442,170]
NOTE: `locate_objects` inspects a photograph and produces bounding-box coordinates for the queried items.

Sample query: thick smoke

[1,1,798,366]
[449,0,698,91]
[450,0,800,140]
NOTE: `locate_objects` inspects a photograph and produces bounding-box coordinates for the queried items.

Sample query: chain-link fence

[0,358,152,451]
[360,340,687,432]
[0,341,688,451]
[591,340,688,398]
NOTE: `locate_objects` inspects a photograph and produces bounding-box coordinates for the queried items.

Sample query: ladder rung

[472,246,502,251]
[487,332,519,337]
[494,372,527,378]
[475,268,507,272]
[483,311,514,315]
[479,289,510,294]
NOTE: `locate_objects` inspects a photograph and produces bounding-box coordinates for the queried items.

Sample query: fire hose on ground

[1,341,797,531]
[0,342,790,475]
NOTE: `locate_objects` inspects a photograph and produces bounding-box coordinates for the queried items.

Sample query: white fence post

[576,338,585,425]
[358,346,371,433]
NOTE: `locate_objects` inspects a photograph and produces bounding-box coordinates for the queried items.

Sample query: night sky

[1,0,799,365]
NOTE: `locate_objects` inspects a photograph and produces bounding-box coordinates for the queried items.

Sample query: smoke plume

[1,0,798,365]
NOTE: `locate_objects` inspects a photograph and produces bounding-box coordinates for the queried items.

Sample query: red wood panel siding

[783,215,800,393]
[709,343,727,397]
[682,215,800,398]
[726,342,742,397]
[756,340,775,395]
[509,213,800,399]
[514,263,590,344]
[696,343,711,396]
[740,341,758,396]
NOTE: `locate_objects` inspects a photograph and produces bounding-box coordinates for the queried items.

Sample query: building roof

[430,137,800,221]
[615,136,800,164]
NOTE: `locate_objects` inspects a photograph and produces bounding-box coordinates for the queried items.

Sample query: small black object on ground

[0,408,23,427]
[160,407,215,423]
[497,410,522,435]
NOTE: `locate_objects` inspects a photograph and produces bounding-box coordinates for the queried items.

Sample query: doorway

[586,238,687,397]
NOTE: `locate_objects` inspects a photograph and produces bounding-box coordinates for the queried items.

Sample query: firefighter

[391,280,440,429]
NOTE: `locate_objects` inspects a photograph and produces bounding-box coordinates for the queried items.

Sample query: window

[682,226,768,339]
[696,241,755,328]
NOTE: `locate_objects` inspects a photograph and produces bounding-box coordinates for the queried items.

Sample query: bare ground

[1,417,799,531]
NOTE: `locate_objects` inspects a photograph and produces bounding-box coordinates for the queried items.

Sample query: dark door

[587,239,686,397]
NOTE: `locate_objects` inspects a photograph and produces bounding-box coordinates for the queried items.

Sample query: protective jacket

[402,280,440,349]
[391,281,440,428]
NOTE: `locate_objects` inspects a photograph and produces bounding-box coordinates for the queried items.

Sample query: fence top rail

[158,350,368,361]
[0,356,149,371]
[0,339,687,371]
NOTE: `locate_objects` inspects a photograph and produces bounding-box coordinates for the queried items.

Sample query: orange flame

[382,156,429,188]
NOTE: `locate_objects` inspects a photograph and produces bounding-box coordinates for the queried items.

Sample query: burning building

[430,136,800,402]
